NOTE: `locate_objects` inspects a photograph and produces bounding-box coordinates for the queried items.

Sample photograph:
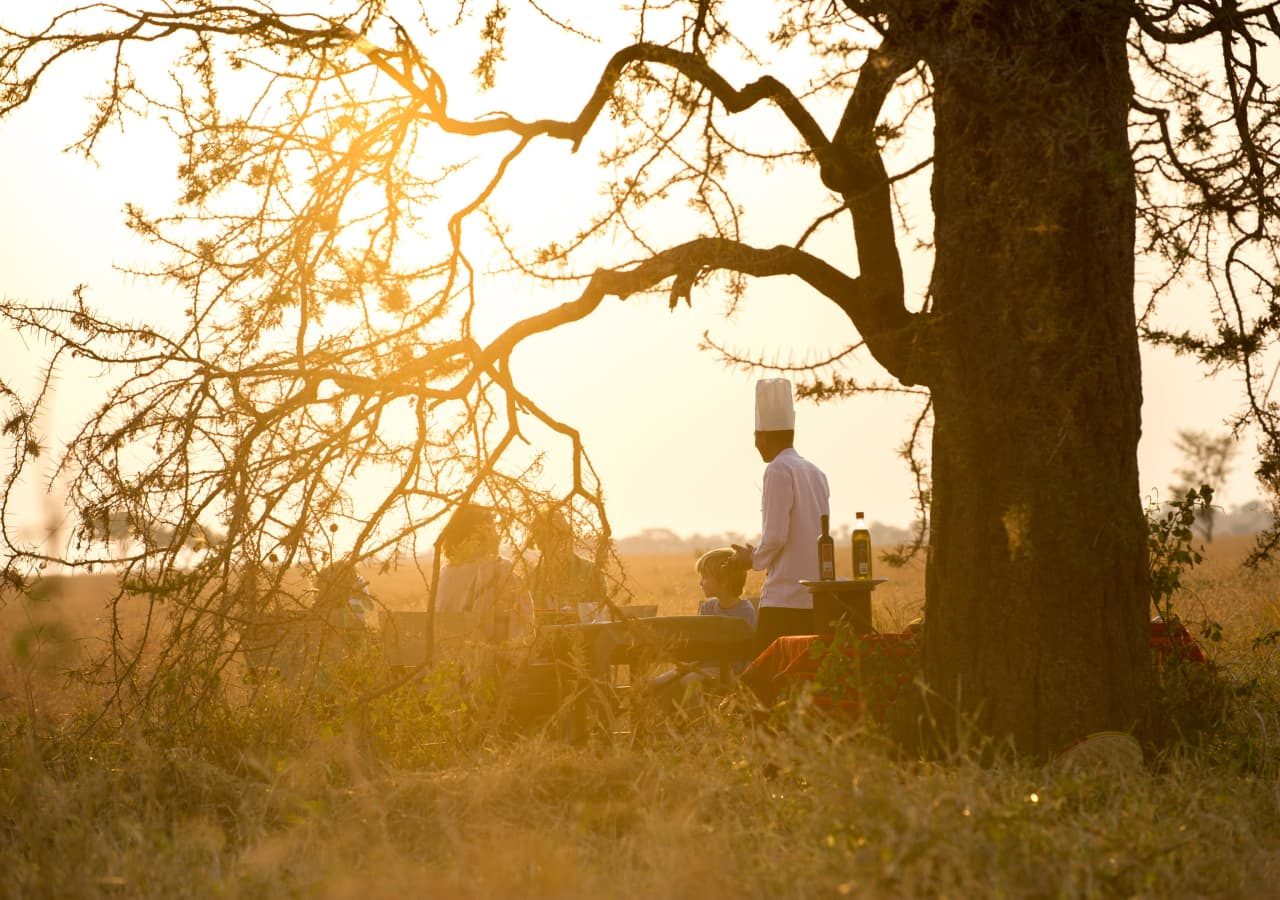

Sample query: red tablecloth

[740,632,920,717]
[1150,618,1210,666]
[741,619,1209,719]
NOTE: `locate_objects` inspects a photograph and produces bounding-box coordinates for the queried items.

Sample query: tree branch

[345,35,833,157]
[824,42,925,383]
[1134,1,1280,44]
[480,239,856,356]
[474,235,921,384]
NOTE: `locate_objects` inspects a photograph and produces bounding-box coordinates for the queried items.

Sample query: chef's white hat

[755,378,795,431]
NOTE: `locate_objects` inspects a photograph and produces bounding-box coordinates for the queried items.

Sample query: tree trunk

[920,5,1149,757]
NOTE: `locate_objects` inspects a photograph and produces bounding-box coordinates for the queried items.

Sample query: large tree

[0,1,1276,754]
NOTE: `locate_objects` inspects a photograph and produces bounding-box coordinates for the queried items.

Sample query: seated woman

[527,506,608,619]
[434,504,534,647]
[314,561,375,631]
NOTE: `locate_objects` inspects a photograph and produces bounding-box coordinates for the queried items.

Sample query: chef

[731,378,831,653]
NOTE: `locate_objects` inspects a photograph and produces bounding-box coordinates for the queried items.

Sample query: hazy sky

[0,5,1261,547]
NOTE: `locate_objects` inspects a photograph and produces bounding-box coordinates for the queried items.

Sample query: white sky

[0,5,1262,547]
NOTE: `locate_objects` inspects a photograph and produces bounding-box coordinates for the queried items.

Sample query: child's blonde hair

[695,547,746,598]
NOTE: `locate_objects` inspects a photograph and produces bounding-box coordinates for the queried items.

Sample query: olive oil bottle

[852,511,873,580]
[818,514,836,580]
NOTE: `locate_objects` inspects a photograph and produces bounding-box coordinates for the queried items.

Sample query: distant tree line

[616,520,921,556]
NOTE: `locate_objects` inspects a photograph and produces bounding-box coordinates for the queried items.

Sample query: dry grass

[2,539,1280,897]
[0,548,919,718]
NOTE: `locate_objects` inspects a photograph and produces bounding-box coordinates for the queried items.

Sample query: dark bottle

[852,511,873,580]
[818,514,836,580]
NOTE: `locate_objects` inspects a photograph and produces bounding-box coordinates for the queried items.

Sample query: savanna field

[3,538,1280,898]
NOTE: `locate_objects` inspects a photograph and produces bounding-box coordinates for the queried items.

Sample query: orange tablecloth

[1150,617,1210,666]
[740,632,920,717]
[741,619,1209,719]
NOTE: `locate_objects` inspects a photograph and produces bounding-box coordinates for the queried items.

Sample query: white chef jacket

[752,447,831,609]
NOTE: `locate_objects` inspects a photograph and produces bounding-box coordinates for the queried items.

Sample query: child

[650,548,758,699]
[695,547,757,644]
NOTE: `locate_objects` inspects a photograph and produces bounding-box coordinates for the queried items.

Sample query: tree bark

[919,4,1149,756]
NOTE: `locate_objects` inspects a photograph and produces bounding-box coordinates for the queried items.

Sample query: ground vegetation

[2,540,1279,896]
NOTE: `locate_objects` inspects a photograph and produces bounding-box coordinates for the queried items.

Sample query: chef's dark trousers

[754,606,814,655]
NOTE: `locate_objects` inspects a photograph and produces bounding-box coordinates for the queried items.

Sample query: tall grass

[2,538,1280,897]
[5,708,1280,897]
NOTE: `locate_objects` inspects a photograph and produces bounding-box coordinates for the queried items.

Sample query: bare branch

[1134,1,1280,44]
[345,35,833,157]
